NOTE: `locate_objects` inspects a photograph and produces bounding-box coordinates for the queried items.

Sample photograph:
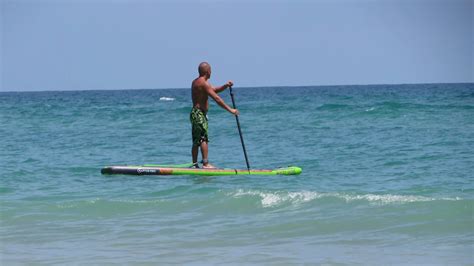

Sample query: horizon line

[1,81,473,93]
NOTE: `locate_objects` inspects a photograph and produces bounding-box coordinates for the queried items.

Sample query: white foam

[338,194,431,204]
[159,97,175,101]
[230,190,461,208]
[232,189,321,208]
[337,194,462,204]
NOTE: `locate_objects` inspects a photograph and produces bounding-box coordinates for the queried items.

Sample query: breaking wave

[159,97,175,101]
[228,189,461,208]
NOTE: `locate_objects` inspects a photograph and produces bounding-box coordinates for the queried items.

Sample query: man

[190,62,239,168]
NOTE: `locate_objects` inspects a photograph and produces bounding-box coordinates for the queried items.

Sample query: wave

[230,190,319,207]
[50,190,463,213]
[316,104,351,111]
[159,97,175,101]
[56,197,165,209]
[228,189,461,208]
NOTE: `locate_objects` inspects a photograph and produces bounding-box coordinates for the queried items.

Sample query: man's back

[191,77,209,112]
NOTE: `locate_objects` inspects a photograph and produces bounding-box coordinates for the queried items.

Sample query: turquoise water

[1,84,473,264]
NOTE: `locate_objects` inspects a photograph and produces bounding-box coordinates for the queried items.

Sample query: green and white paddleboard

[101,163,302,176]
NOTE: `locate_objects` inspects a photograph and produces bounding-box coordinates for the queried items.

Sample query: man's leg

[200,141,215,168]
[192,144,199,166]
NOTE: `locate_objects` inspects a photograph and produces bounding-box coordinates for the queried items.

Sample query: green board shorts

[190,107,209,145]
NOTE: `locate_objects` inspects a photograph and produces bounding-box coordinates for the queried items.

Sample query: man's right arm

[205,83,239,115]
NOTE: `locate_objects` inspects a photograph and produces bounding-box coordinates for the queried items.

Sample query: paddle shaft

[229,86,251,171]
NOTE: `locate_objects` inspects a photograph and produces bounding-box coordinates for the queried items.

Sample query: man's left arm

[213,81,233,93]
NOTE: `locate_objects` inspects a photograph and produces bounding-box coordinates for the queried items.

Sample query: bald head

[198,62,211,78]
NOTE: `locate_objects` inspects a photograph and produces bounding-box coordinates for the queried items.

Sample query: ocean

[1,83,473,265]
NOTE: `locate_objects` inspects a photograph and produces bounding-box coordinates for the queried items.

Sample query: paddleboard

[101,164,302,176]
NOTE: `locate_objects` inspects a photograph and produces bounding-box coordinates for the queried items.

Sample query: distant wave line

[160,97,175,101]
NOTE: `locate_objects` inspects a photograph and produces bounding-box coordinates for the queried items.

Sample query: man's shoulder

[192,77,202,84]
[193,77,210,88]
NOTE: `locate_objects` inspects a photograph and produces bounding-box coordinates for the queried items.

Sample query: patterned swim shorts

[190,107,209,145]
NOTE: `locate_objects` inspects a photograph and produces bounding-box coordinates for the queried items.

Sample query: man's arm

[205,83,239,115]
[213,81,233,93]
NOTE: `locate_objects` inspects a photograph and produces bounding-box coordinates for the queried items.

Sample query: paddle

[229,86,251,171]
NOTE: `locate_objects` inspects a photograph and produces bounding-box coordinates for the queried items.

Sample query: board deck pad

[101,164,302,176]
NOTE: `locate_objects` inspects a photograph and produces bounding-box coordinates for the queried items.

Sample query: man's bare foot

[202,163,216,169]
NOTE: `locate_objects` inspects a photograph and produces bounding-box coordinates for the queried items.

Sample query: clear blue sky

[1,0,472,91]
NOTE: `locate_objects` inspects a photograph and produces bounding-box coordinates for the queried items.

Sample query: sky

[1,0,473,91]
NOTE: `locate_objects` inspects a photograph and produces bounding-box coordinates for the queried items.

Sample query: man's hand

[225,81,234,88]
[231,108,240,116]
[214,81,234,93]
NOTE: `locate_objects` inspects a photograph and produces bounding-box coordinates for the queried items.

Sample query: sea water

[1,84,473,265]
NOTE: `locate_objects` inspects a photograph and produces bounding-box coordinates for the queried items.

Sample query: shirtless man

[190,62,239,168]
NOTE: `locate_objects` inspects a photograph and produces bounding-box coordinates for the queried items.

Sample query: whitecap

[229,189,461,207]
[326,193,462,205]
[337,193,432,204]
[231,189,321,208]
[160,97,175,101]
